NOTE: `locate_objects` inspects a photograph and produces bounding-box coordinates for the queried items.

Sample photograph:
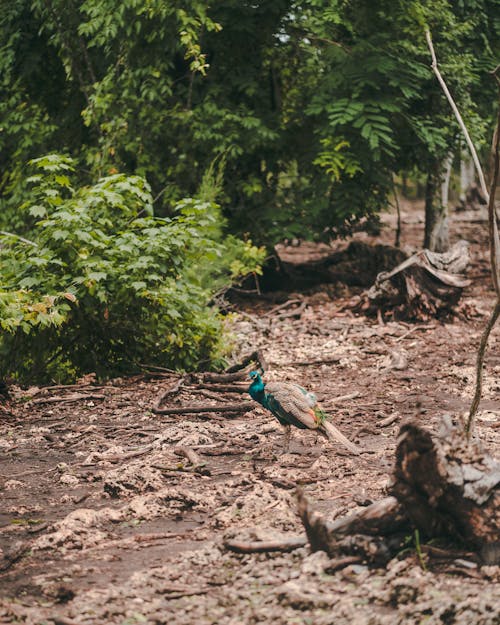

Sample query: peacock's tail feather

[321,420,360,455]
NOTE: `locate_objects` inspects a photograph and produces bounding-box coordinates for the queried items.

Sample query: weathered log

[363,240,471,319]
[298,417,500,565]
[297,491,409,564]
[391,417,500,563]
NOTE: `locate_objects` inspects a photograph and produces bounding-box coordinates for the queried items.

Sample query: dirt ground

[1,202,499,625]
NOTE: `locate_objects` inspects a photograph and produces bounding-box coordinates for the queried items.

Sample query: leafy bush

[0,154,265,383]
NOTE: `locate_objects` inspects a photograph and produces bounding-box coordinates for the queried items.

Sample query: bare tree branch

[426,29,500,434]
[425,30,488,200]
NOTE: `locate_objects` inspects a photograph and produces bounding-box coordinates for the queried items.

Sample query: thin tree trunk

[424,161,449,252]
[460,154,475,202]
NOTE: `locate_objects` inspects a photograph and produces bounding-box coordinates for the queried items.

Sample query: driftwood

[362,240,471,319]
[298,418,500,566]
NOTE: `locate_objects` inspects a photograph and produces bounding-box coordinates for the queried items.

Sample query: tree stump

[362,240,471,319]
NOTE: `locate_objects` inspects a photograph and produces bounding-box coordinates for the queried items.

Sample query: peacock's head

[249,370,261,381]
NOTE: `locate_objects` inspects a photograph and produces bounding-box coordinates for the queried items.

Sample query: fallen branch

[201,371,248,383]
[196,382,247,394]
[291,356,342,367]
[261,298,303,318]
[152,402,254,416]
[225,350,268,373]
[30,393,105,405]
[154,375,187,410]
[376,413,400,428]
[322,391,361,407]
[224,535,307,554]
[274,301,307,320]
[174,445,203,466]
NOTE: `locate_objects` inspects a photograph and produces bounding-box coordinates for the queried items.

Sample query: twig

[394,324,436,342]
[328,391,360,404]
[326,555,363,571]
[466,75,500,434]
[392,175,402,247]
[152,403,254,415]
[275,300,307,320]
[0,465,60,480]
[223,535,307,554]
[26,383,105,398]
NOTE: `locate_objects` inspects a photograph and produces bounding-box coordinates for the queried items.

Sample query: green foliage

[0,156,264,383]
[1,1,498,244]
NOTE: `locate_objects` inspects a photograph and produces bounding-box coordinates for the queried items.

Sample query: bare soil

[1,202,499,625]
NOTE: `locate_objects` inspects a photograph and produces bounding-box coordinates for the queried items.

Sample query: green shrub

[0,154,264,383]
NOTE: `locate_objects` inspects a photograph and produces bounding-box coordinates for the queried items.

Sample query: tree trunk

[460,154,475,203]
[424,160,450,252]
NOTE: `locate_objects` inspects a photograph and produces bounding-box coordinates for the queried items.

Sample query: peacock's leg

[282,425,292,453]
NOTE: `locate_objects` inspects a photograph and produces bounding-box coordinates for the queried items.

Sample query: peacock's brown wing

[264,382,320,430]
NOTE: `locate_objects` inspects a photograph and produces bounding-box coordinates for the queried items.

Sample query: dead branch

[426,31,500,435]
[376,413,400,428]
[425,29,488,199]
[30,393,105,405]
[322,391,361,406]
[196,382,248,394]
[326,555,364,571]
[273,301,307,320]
[467,300,500,432]
[201,371,248,383]
[225,350,268,373]
[154,375,187,410]
[291,356,342,367]
[261,298,303,317]
[174,445,203,466]
[297,491,409,564]
[224,535,307,554]
[152,402,254,416]
[27,383,105,398]
[466,79,500,434]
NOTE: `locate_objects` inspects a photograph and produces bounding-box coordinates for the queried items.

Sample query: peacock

[248,371,360,455]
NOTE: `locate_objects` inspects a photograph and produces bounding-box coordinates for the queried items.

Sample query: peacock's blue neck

[249,374,266,405]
